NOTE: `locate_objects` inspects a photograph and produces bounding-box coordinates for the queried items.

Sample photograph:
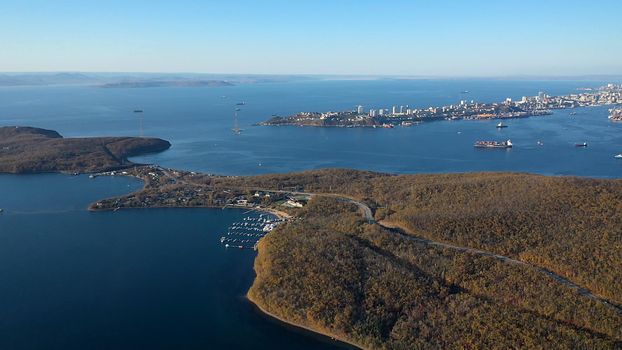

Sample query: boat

[614,154,622,159]
[609,109,622,121]
[460,90,470,94]
[537,141,544,146]
[0,208,4,213]
[474,140,513,149]
[575,142,588,147]
[236,102,246,106]
[133,109,143,113]
[496,122,508,128]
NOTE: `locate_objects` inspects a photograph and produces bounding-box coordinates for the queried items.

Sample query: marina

[0,175,329,349]
[220,214,285,250]
[2,79,622,349]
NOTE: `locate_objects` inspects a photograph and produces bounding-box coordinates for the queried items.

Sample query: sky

[1,0,622,77]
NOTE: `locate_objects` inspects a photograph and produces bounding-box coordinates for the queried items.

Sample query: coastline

[246,292,364,350]
[89,202,291,220]
[86,172,293,220]
[259,83,622,128]
[87,172,343,347]
[5,125,622,347]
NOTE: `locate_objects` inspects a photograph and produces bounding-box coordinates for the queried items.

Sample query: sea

[0,79,621,349]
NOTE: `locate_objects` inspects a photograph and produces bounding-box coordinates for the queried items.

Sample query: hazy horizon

[2,71,622,80]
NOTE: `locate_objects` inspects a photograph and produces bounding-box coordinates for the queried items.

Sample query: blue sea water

[0,79,621,349]
[0,175,339,349]
[1,79,621,176]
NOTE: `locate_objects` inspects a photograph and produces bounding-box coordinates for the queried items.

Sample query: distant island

[0,72,316,87]
[97,80,234,88]
[0,126,170,174]
[2,127,622,349]
[260,83,622,128]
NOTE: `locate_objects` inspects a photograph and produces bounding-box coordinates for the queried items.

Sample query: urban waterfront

[1,79,621,177]
[260,83,622,127]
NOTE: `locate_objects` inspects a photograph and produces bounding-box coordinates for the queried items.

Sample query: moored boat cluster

[220,214,285,250]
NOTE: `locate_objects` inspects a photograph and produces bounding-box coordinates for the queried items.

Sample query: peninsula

[0,126,170,174]
[3,127,622,349]
[260,83,622,128]
[92,166,622,349]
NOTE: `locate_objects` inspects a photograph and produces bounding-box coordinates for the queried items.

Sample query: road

[148,167,622,314]
[330,194,622,315]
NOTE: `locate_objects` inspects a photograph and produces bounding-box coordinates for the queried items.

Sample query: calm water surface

[0,79,621,349]
[1,79,620,176]
[0,175,340,349]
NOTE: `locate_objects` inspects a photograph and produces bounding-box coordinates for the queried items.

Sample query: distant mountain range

[0,72,315,87]
[1,72,621,87]
[0,72,100,86]
[97,80,234,88]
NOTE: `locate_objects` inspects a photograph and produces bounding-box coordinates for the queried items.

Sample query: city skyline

[2,0,622,76]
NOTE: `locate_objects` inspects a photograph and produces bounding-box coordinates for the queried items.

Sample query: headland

[260,83,622,128]
[2,127,622,349]
[0,126,170,174]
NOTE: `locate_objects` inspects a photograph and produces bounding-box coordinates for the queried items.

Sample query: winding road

[327,194,622,315]
[135,168,622,314]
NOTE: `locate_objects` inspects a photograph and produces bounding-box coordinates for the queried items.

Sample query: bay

[0,175,340,349]
[1,79,620,177]
[1,78,621,349]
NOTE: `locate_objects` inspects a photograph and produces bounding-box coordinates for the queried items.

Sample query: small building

[283,199,304,208]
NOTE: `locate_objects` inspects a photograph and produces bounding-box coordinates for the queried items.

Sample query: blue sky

[1,0,621,76]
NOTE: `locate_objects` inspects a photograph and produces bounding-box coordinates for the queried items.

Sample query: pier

[220,214,286,250]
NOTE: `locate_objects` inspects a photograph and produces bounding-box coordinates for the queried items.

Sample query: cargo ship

[474,140,513,149]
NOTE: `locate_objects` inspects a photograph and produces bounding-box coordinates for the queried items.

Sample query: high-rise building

[357,105,364,114]
[378,109,385,116]
[369,109,377,117]
[392,106,397,115]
